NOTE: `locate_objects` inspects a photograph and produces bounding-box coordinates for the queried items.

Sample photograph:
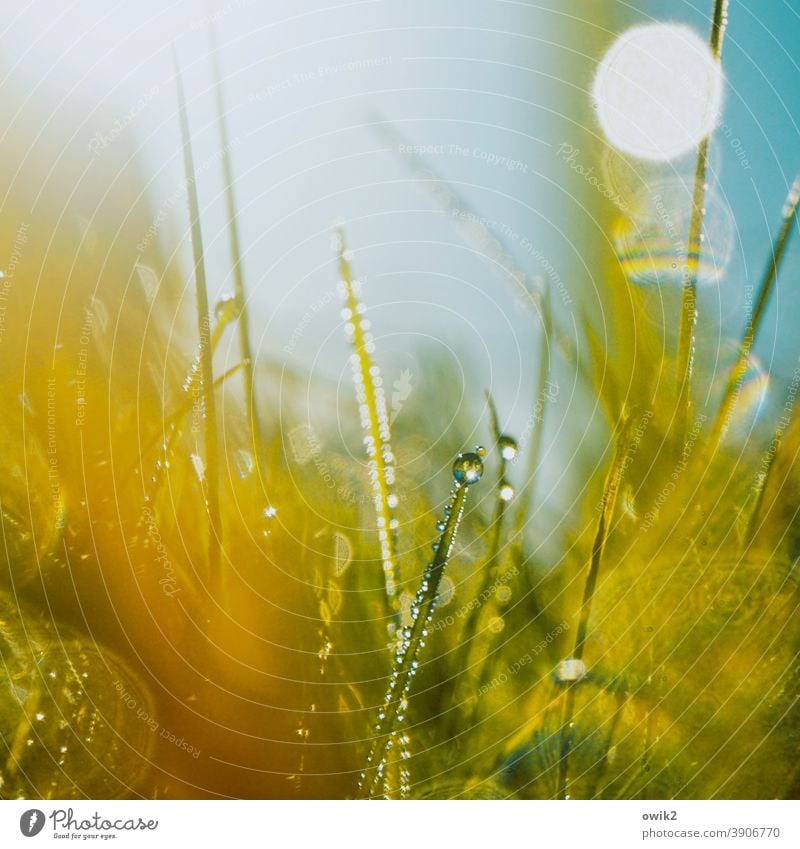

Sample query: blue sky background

[0,1,797,553]
[643,0,800,389]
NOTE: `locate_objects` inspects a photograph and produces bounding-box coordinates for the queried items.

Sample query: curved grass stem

[449,395,513,732]
[359,450,484,799]
[744,392,798,546]
[675,0,730,444]
[557,416,633,799]
[210,30,265,484]
[337,235,401,619]
[173,48,222,582]
[372,117,579,369]
[513,285,553,555]
[707,175,800,451]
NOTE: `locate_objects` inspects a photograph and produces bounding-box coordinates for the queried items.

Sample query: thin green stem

[514,286,553,553]
[359,451,484,799]
[707,176,800,450]
[337,235,400,617]
[448,395,512,732]
[557,417,632,799]
[745,393,798,546]
[371,117,579,369]
[173,48,222,580]
[210,30,265,482]
[675,0,730,444]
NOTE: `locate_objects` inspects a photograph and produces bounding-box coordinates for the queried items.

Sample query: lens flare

[614,180,734,287]
[593,23,723,161]
[695,339,770,441]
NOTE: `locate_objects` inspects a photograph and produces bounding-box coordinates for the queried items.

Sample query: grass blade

[210,29,265,482]
[173,46,222,581]
[675,0,730,443]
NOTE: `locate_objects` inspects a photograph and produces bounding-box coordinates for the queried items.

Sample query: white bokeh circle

[593,23,723,161]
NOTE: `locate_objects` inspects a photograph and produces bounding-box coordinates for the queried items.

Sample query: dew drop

[234,449,254,479]
[496,584,512,604]
[88,295,109,334]
[453,451,484,485]
[190,453,206,482]
[499,480,515,502]
[556,658,588,682]
[135,264,160,303]
[436,575,455,607]
[332,532,352,576]
[214,294,240,323]
[399,592,415,628]
[498,435,518,461]
[621,484,638,520]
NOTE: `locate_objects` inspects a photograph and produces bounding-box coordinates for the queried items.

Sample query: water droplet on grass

[499,435,518,461]
[453,451,484,484]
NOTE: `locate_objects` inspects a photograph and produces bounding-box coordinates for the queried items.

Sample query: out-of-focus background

[1,0,798,554]
[2,0,800,803]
